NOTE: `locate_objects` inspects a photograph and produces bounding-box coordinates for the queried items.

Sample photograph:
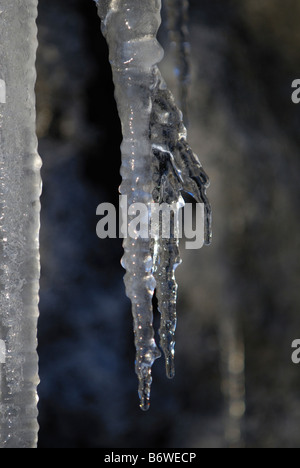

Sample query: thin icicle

[96,0,211,409]
[0,0,41,448]
[150,72,211,379]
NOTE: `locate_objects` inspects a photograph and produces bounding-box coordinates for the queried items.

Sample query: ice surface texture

[97,0,211,410]
[0,0,41,447]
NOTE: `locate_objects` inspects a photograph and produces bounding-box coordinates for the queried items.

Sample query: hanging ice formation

[0,0,41,448]
[96,0,211,410]
[165,0,191,125]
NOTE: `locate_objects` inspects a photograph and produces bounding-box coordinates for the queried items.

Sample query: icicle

[150,73,211,379]
[96,0,163,411]
[0,0,41,448]
[165,0,191,125]
[96,0,211,410]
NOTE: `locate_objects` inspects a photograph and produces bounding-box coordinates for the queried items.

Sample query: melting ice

[96,0,211,410]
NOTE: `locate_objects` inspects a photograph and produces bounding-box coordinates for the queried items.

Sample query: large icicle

[97,0,163,411]
[0,0,41,448]
[97,0,211,410]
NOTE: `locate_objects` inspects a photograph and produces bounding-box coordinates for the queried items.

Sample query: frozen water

[150,71,211,378]
[97,0,210,409]
[0,0,41,448]
[97,0,164,411]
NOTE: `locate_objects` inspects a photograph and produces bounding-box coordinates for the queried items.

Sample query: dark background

[36,0,300,448]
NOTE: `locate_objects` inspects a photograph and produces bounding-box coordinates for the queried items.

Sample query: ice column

[0,0,41,448]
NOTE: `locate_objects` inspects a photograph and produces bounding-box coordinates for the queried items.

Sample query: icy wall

[0,0,41,448]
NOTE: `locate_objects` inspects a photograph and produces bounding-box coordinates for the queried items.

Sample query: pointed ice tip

[139,392,151,411]
[166,367,175,380]
[166,358,176,379]
[204,221,213,246]
[138,369,152,411]
[140,400,151,412]
[205,234,212,246]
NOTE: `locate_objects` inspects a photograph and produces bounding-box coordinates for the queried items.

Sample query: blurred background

[36,0,300,448]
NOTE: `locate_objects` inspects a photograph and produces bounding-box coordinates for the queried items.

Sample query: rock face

[36,0,300,448]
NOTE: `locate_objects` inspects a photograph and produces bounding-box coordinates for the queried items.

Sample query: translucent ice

[97,0,211,410]
[150,72,211,379]
[0,0,41,448]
